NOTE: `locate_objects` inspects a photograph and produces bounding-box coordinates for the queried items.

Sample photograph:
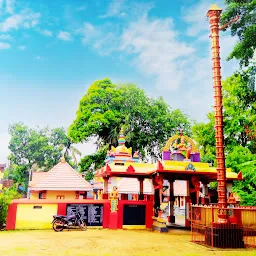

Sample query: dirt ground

[0,229,255,256]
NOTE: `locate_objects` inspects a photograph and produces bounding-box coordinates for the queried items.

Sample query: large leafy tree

[8,123,78,186]
[220,0,256,67]
[226,146,256,206]
[0,186,20,228]
[69,78,191,179]
[192,112,216,164]
[193,71,256,158]
[222,70,256,153]
[192,72,256,205]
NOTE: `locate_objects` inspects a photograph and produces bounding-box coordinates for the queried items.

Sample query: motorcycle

[52,212,87,232]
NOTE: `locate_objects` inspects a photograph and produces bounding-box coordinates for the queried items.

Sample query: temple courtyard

[0,229,255,256]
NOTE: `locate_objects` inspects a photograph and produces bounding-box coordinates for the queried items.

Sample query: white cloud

[93,32,118,56]
[183,0,224,37]
[175,1,239,121]
[39,29,52,37]
[77,22,119,55]
[0,9,40,32]
[18,45,25,50]
[0,34,12,40]
[77,22,98,44]
[0,41,10,49]
[57,31,72,41]
[100,0,126,18]
[100,0,154,19]
[6,0,14,14]
[120,16,194,90]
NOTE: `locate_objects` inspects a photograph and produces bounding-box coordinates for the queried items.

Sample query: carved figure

[227,192,236,205]
[133,151,139,158]
[172,136,192,159]
[109,186,119,212]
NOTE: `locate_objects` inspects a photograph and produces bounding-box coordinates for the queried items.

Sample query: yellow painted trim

[122,225,146,230]
[87,226,103,229]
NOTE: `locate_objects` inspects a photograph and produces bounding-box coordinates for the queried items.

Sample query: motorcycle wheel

[52,219,65,232]
[79,220,87,231]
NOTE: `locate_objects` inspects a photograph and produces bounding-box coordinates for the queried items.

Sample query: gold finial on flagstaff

[208,4,222,11]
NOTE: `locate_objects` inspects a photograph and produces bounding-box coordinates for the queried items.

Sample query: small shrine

[105,128,141,164]
[162,130,200,162]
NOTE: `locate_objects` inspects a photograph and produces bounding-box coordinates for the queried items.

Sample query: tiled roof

[29,172,47,187]
[30,159,92,191]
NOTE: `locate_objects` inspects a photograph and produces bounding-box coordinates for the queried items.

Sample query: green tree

[0,187,21,228]
[192,112,216,164]
[221,0,256,67]
[192,71,256,160]
[192,72,256,205]
[69,78,191,178]
[226,146,256,206]
[8,123,78,186]
[223,71,256,153]
[79,146,108,181]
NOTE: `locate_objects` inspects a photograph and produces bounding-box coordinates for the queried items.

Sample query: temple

[6,127,242,231]
[95,128,242,229]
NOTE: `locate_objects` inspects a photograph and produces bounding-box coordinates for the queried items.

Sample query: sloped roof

[115,178,153,194]
[30,159,92,191]
[29,172,47,187]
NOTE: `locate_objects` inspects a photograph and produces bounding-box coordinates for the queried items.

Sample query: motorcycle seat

[53,215,68,218]
[66,215,76,219]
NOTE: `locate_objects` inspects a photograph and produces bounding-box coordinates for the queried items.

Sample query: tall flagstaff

[207,4,227,223]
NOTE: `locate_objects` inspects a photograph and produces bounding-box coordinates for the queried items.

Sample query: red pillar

[6,203,17,230]
[207,5,228,223]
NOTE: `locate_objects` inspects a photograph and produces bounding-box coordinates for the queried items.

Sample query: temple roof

[29,172,47,187]
[29,158,92,191]
[95,160,242,181]
[96,162,157,178]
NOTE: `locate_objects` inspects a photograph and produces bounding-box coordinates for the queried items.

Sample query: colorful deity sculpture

[109,186,119,212]
[172,135,192,160]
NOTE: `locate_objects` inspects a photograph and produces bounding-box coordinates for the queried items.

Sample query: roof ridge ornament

[118,127,126,146]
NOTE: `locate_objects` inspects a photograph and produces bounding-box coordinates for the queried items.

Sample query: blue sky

[0,0,238,163]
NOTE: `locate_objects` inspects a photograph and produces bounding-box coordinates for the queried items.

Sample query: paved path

[0,229,255,256]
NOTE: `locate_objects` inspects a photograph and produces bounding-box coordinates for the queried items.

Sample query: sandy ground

[0,229,255,256]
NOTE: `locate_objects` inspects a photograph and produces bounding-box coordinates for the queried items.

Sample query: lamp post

[207,4,228,223]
